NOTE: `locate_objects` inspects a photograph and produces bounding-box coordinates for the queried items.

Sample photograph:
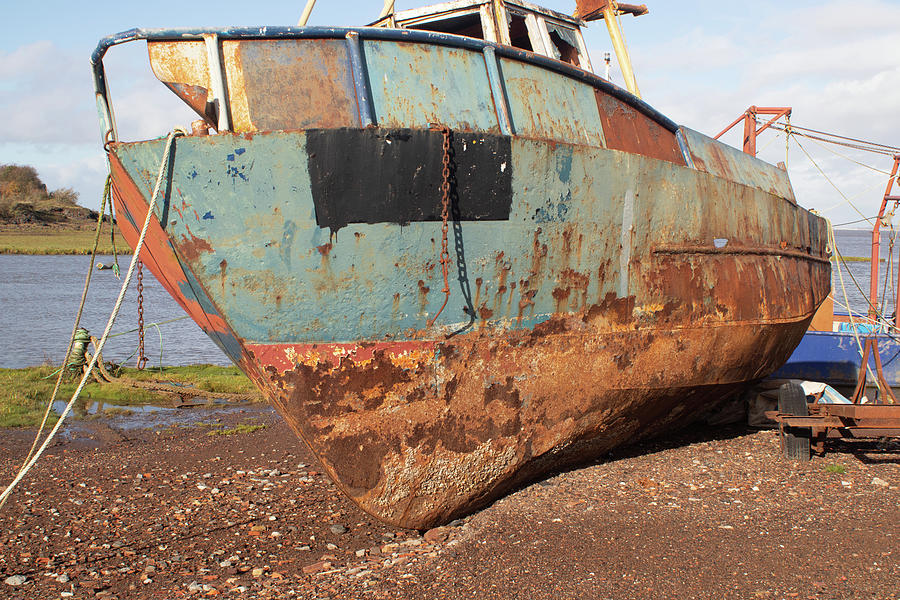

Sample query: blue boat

[91,0,831,527]
[771,329,900,393]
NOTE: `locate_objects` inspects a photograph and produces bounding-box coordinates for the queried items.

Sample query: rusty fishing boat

[91,0,831,528]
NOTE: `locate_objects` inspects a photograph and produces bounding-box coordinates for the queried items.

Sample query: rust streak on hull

[248,310,813,529]
[96,28,830,530]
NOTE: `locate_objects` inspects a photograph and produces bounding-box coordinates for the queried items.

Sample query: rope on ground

[0,128,187,510]
[116,378,255,402]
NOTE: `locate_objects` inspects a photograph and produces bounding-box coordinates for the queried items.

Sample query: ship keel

[249,315,810,529]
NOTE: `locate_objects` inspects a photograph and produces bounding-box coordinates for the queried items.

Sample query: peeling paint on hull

[248,318,810,528]
[96,28,830,529]
[108,128,829,528]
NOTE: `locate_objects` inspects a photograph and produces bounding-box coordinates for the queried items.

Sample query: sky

[1,0,899,227]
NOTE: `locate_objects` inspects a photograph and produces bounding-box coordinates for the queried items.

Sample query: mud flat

[0,405,897,599]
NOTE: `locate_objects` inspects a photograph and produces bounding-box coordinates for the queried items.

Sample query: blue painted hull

[97,27,831,527]
[770,330,900,390]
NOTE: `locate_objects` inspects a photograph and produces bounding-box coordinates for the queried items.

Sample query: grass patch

[125,364,258,395]
[825,463,847,474]
[207,423,266,436]
[0,228,128,255]
[0,365,259,428]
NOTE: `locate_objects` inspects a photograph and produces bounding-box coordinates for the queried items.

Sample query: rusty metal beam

[715,106,792,156]
[574,0,648,21]
[819,403,900,419]
[869,156,900,321]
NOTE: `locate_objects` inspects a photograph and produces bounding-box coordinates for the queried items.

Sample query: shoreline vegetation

[0,365,261,428]
[1,164,129,255]
[0,226,130,255]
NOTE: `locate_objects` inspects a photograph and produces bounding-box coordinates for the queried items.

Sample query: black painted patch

[306,128,512,231]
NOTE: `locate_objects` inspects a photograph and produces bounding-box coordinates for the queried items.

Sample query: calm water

[0,230,895,368]
[830,228,899,319]
[0,255,229,368]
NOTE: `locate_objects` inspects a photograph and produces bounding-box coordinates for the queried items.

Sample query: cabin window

[407,11,486,39]
[506,12,533,51]
[544,22,581,66]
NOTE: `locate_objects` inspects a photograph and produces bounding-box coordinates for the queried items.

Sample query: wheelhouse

[370,0,593,71]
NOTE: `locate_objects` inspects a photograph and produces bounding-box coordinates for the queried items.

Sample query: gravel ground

[0,404,897,599]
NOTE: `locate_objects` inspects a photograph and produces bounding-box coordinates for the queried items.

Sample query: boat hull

[108,128,830,528]
[248,320,808,527]
[771,330,900,393]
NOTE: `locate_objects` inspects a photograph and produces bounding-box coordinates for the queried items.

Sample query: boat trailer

[767,337,900,460]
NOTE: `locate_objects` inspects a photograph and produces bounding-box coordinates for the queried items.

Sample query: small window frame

[503,7,547,55]
[535,16,592,71]
[400,6,497,41]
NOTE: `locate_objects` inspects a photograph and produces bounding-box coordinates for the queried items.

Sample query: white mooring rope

[0,128,187,508]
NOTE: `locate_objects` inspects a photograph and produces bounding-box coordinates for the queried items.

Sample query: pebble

[302,560,333,575]
[4,575,27,586]
[424,526,451,543]
[2,407,896,599]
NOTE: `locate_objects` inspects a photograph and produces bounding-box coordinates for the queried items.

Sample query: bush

[0,165,91,225]
[0,165,46,199]
[49,187,79,204]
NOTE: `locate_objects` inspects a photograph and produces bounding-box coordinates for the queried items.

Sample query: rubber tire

[778,383,810,461]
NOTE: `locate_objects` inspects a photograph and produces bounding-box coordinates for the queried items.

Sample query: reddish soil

[1,405,897,599]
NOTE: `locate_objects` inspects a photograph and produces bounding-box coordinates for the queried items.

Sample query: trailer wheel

[778,383,810,461]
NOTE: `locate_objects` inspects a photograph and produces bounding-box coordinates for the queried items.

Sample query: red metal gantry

[720,106,900,458]
[764,154,900,459]
[715,106,792,157]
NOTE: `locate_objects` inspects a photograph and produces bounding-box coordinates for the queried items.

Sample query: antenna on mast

[574,1,648,97]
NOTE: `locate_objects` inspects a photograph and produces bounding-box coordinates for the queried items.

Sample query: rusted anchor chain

[428,126,452,327]
[136,261,147,370]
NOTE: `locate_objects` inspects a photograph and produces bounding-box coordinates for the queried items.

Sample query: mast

[870,155,900,324]
[574,1,647,98]
[714,106,792,156]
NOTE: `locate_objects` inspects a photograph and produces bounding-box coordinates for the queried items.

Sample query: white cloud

[624,0,900,225]
[101,43,200,142]
[0,41,97,144]
[0,39,199,210]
